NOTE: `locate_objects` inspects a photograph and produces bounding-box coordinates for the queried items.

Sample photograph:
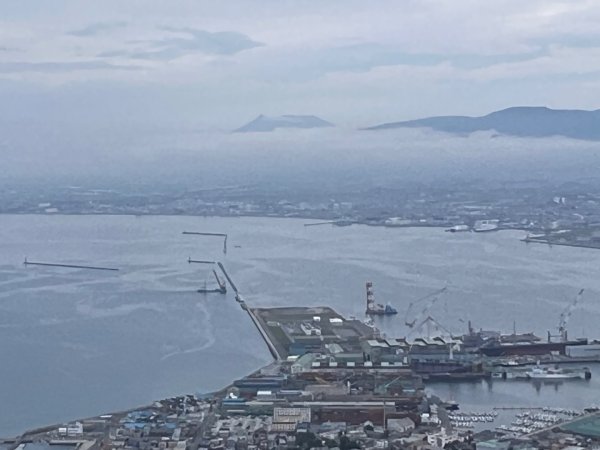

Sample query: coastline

[3,214,600,440]
[4,259,280,440]
[6,210,600,251]
[0,210,533,233]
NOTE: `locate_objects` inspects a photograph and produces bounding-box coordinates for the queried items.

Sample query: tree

[295,432,322,449]
[339,435,360,450]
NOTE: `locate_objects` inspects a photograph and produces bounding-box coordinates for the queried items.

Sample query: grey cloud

[255,43,547,81]
[449,50,548,70]
[158,27,263,55]
[68,21,127,37]
[529,33,600,50]
[98,28,263,61]
[0,60,139,74]
[96,50,131,58]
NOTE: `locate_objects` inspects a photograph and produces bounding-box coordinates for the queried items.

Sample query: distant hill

[235,114,334,132]
[366,107,600,140]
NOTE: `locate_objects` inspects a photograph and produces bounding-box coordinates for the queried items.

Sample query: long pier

[304,221,335,227]
[246,307,281,360]
[188,258,216,265]
[182,232,227,237]
[216,262,280,360]
[23,259,119,272]
[182,231,228,254]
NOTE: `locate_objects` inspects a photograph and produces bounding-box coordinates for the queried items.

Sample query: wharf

[215,263,280,360]
[246,307,282,361]
[493,355,600,367]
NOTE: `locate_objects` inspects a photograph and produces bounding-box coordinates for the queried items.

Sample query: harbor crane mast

[557,288,584,342]
[404,287,447,328]
[188,258,227,294]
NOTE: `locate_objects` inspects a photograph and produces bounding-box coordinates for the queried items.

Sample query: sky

[2,0,600,129]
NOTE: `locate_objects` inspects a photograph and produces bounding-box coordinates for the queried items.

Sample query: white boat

[526,366,586,380]
[446,225,470,232]
[473,219,499,232]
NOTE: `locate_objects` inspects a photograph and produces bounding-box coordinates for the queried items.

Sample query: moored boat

[525,366,591,380]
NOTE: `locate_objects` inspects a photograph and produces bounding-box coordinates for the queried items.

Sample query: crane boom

[405,287,447,328]
[558,288,584,336]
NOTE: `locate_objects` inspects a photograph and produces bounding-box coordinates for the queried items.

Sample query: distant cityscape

[4,178,600,249]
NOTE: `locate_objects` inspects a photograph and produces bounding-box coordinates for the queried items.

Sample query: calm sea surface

[1,214,600,436]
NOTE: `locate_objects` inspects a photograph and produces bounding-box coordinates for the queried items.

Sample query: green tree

[296,432,322,449]
[339,435,360,450]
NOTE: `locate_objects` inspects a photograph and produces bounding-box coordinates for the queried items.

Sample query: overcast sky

[2,0,600,128]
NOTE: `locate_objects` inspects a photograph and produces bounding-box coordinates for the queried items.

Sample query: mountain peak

[234,114,334,132]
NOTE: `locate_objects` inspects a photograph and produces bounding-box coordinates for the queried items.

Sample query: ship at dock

[445,225,470,233]
[526,366,591,380]
[478,336,588,357]
[473,219,499,232]
[469,288,588,357]
[355,282,595,385]
[463,323,589,358]
[492,365,591,381]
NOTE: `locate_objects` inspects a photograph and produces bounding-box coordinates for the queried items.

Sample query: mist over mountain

[234,114,333,132]
[3,122,600,195]
[367,107,600,141]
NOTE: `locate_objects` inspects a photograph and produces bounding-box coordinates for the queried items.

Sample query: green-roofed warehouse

[561,413,600,438]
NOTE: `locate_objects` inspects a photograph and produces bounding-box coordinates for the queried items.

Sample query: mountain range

[366,107,600,140]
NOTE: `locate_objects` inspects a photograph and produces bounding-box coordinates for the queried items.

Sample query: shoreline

[3,263,279,440]
[0,210,533,232]
[7,211,600,251]
[3,215,600,439]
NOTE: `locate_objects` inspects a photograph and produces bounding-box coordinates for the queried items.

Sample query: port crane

[404,287,447,328]
[188,258,227,294]
[549,288,584,342]
[407,315,454,341]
